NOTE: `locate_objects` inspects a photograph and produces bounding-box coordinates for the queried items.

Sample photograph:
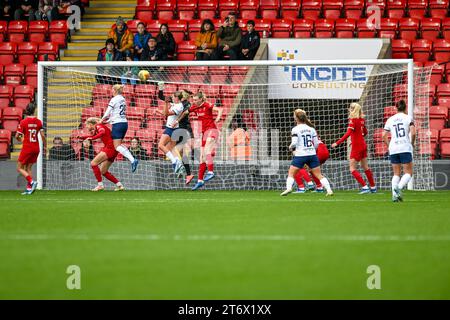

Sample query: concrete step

[75,28,110,36]
[86,7,135,13]
[91,0,137,5]
[67,42,104,50]
[79,21,113,28]
[83,13,134,20]
[71,34,108,41]
[64,49,99,57]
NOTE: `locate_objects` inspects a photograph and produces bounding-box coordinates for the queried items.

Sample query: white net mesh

[40,61,434,190]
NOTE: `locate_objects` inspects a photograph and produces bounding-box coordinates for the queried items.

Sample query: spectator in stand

[97,38,123,61]
[0,0,15,21]
[79,138,95,161]
[14,0,37,21]
[35,0,59,21]
[49,137,77,161]
[239,20,260,60]
[129,137,149,161]
[108,16,134,57]
[140,37,164,61]
[133,22,151,61]
[227,114,252,161]
[155,23,176,59]
[195,19,217,61]
[213,12,241,60]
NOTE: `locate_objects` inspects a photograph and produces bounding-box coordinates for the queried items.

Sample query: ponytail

[294,108,315,128]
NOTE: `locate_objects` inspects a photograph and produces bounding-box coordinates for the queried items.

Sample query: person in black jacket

[140,37,164,61]
[129,137,150,161]
[79,138,95,161]
[14,0,37,21]
[155,23,176,59]
[0,0,15,21]
[49,137,77,161]
[239,20,260,60]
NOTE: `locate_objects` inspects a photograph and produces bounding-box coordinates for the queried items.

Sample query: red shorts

[350,148,367,161]
[101,147,118,162]
[201,128,219,147]
[317,143,329,164]
[18,149,39,165]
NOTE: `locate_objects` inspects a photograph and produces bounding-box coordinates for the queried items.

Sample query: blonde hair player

[383,100,415,202]
[280,109,333,197]
[101,84,139,173]
[331,102,376,194]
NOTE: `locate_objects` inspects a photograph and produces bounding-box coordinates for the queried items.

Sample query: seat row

[392,39,450,62]
[0,20,68,47]
[0,64,38,88]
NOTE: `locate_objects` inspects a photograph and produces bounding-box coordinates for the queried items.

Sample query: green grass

[0,190,449,299]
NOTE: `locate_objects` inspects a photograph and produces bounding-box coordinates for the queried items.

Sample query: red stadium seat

[323,0,344,20]
[0,85,13,109]
[392,39,411,59]
[379,18,398,39]
[356,18,377,38]
[4,63,24,87]
[443,18,450,40]
[437,83,450,106]
[156,0,176,20]
[13,85,34,110]
[302,0,322,20]
[260,0,280,20]
[364,0,386,17]
[254,19,272,36]
[344,0,364,19]
[198,84,221,98]
[2,107,23,133]
[38,42,59,61]
[314,19,335,38]
[439,128,450,158]
[176,41,197,61]
[218,0,239,19]
[28,20,48,43]
[428,128,439,159]
[135,84,157,99]
[420,18,441,41]
[412,39,432,62]
[0,129,11,144]
[93,84,112,100]
[424,61,444,86]
[25,64,37,88]
[80,106,104,123]
[0,21,7,42]
[178,0,197,20]
[0,42,17,65]
[127,107,145,122]
[146,20,167,34]
[8,21,28,43]
[386,0,406,19]
[17,43,38,65]
[0,129,11,158]
[293,19,314,38]
[335,19,356,38]
[429,0,448,19]
[198,0,218,20]
[136,128,160,142]
[433,39,450,63]
[136,4,155,21]
[407,0,427,19]
[272,19,292,38]
[168,20,188,43]
[280,0,301,20]
[393,83,407,103]
[49,20,68,48]
[188,66,208,83]
[186,19,202,40]
[398,18,419,41]
[240,0,259,19]
[429,105,448,130]
[383,105,397,122]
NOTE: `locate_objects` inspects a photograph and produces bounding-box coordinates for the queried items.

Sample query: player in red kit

[189,91,223,191]
[15,103,45,195]
[81,117,124,192]
[332,103,376,194]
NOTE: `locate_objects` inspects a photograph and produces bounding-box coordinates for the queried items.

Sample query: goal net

[38,60,434,191]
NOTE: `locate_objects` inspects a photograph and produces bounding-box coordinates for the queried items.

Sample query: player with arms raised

[383,100,415,202]
[281,109,333,197]
[101,84,139,172]
[15,103,45,195]
[331,103,376,194]
[190,91,223,191]
[81,117,125,191]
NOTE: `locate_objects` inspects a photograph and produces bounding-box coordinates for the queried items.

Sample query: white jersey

[165,102,184,128]
[384,112,414,155]
[290,124,319,157]
[102,95,128,124]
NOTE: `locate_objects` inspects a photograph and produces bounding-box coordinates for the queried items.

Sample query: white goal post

[37,59,434,191]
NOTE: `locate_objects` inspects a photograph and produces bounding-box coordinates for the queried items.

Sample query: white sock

[307,181,314,187]
[320,177,332,193]
[286,176,295,191]
[392,175,400,196]
[98,182,104,187]
[398,174,412,190]
[116,145,135,163]
[166,151,177,164]
[116,182,123,187]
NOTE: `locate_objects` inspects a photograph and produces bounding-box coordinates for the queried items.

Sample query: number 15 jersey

[291,124,319,157]
[384,113,414,155]
[17,117,43,152]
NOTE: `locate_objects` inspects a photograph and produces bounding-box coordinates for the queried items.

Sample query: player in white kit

[281,109,333,197]
[383,100,416,202]
[101,84,139,172]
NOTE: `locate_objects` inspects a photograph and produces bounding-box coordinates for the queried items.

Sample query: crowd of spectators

[0,0,84,22]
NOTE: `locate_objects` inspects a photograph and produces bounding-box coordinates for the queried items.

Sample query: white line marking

[1,234,449,241]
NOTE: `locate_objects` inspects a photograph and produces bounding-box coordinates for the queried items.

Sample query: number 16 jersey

[291,124,319,157]
[384,113,414,155]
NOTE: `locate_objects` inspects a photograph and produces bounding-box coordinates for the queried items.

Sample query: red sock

[294,171,305,188]
[364,169,375,187]
[198,163,207,181]
[25,175,32,184]
[312,175,322,188]
[351,170,366,187]
[103,171,119,184]
[91,165,102,182]
[300,168,311,183]
[206,154,214,172]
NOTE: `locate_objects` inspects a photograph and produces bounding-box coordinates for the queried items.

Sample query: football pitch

[0,190,449,299]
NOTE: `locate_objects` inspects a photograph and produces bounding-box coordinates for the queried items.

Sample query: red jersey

[92,124,114,149]
[336,117,367,151]
[17,117,43,151]
[190,101,216,132]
